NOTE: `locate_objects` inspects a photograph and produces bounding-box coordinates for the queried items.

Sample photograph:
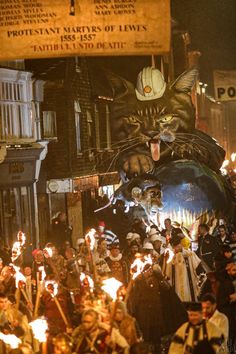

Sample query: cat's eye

[160,114,173,123]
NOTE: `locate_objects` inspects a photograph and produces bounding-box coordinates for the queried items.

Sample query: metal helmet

[135,67,166,101]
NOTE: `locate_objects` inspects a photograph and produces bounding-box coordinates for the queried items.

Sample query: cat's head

[107,67,198,161]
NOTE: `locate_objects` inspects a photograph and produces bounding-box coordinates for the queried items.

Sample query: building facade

[0,62,48,247]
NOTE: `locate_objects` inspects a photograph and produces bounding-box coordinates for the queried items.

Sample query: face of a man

[219,228,226,238]
[174,244,182,254]
[198,226,208,236]
[188,311,203,325]
[164,219,171,229]
[130,245,139,255]
[201,301,216,319]
[0,297,8,311]
[35,251,44,263]
[24,267,32,276]
[230,232,236,242]
[153,240,161,251]
[115,309,124,322]
[82,314,97,332]
[98,226,105,233]
[110,248,120,257]
[100,240,107,251]
[224,251,232,259]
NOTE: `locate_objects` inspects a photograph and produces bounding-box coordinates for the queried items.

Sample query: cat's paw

[122,154,154,177]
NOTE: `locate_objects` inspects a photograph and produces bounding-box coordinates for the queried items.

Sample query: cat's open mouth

[149,139,160,161]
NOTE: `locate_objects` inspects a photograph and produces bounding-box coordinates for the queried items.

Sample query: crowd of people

[0,217,236,354]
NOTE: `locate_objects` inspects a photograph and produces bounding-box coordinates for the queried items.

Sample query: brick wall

[41,58,101,179]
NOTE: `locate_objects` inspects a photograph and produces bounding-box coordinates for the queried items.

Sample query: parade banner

[0,0,170,60]
[214,70,236,102]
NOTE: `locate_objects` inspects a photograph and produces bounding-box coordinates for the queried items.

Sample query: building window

[94,102,112,150]
[74,101,81,153]
[87,110,94,149]
[0,70,35,142]
[42,111,57,139]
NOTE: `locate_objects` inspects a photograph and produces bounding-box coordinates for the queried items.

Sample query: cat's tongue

[150,140,160,161]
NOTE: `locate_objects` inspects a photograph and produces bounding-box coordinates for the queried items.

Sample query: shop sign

[73,175,99,191]
[0,160,35,186]
[0,0,170,60]
[214,70,236,102]
[99,172,120,186]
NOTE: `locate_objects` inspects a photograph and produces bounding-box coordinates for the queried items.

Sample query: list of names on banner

[0,0,170,59]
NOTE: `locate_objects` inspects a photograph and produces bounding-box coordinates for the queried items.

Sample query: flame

[38,266,46,281]
[17,231,26,246]
[222,159,229,168]
[231,153,236,162]
[130,254,153,279]
[0,333,22,348]
[12,265,26,288]
[101,277,123,301]
[45,280,58,297]
[44,247,53,257]
[29,318,48,342]
[80,272,94,291]
[85,228,96,251]
[11,241,22,261]
[165,248,175,264]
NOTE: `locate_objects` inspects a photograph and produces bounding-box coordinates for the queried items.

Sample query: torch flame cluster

[80,272,94,291]
[101,277,123,301]
[130,254,153,280]
[11,230,26,262]
[85,228,96,251]
[45,280,58,297]
[0,332,22,348]
[29,318,48,343]
[13,265,26,288]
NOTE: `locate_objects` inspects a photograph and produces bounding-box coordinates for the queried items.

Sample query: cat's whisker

[105,141,144,173]
[110,137,141,149]
[175,132,217,147]
[172,138,208,158]
[174,137,207,155]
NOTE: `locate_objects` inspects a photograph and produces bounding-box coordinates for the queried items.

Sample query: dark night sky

[171,0,236,92]
[88,1,236,95]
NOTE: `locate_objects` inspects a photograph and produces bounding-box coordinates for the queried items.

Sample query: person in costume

[169,302,224,354]
[127,263,188,353]
[164,233,202,302]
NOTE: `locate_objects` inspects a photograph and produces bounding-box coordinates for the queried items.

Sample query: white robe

[165,249,201,302]
[209,310,229,354]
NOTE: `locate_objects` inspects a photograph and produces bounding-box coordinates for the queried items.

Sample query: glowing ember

[101,278,123,301]
[0,333,22,348]
[45,280,58,297]
[85,228,96,250]
[44,247,53,257]
[80,272,94,291]
[130,254,153,279]
[29,318,48,342]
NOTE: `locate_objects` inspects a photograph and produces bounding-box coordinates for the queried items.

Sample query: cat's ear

[170,67,199,93]
[105,70,138,117]
[105,70,135,100]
